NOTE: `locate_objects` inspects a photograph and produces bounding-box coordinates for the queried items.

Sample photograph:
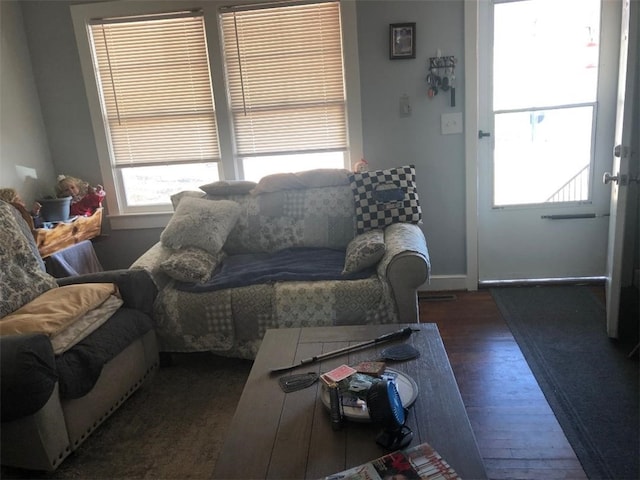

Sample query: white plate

[320,368,418,422]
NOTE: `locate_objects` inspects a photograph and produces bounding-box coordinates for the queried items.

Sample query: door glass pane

[494,106,593,206]
[494,0,600,110]
[493,0,600,207]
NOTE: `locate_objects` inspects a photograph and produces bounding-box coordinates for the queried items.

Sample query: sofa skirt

[154,276,398,359]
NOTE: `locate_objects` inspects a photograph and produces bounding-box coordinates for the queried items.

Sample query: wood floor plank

[420,289,587,480]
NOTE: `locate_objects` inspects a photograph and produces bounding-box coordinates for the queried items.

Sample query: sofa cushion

[200,180,257,196]
[343,229,385,274]
[251,168,350,195]
[160,197,241,254]
[160,247,225,283]
[0,283,119,337]
[349,165,422,234]
[170,190,205,210]
[0,201,58,318]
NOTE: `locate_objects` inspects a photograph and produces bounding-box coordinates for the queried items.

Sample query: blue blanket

[45,240,104,278]
[175,247,375,293]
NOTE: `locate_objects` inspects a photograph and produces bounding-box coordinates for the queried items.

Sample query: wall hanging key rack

[426,55,457,107]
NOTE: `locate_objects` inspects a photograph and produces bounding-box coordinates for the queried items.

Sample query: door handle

[603,172,628,186]
[478,130,491,139]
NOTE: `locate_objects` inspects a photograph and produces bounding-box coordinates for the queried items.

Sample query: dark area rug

[1,353,252,480]
[491,285,639,480]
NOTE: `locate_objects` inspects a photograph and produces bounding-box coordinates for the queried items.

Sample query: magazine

[323,442,459,480]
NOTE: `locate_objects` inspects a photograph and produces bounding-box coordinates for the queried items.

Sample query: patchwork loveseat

[132,167,430,359]
[0,200,159,471]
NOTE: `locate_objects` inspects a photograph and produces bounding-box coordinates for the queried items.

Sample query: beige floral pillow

[160,197,241,254]
[342,229,385,274]
[160,247,225,283]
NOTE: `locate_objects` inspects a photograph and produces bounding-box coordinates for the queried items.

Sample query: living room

[2,0,637,289]
[1,0,638,478]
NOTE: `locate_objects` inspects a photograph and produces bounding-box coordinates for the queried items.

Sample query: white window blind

[220,1,346,158]
[89,12,220,167]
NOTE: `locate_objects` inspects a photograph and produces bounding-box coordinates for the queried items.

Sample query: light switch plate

[399,94,412,117]
[441,112,463,135]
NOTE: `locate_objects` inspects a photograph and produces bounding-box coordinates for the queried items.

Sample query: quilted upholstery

[0,201,58,318]
[132,169,431,359]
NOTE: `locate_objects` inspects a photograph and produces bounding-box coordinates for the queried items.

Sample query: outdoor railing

[546,164,590,203]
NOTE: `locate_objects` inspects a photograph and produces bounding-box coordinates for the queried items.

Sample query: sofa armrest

[129,241,173,291]
[0,333,58,422]
[377,223,431,323]
[56,269,157,317]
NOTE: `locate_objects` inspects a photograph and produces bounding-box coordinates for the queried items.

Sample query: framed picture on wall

[389,23,416,59]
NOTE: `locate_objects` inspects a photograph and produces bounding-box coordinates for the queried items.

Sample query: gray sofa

[0,200,159,471]
[132,167,431,359]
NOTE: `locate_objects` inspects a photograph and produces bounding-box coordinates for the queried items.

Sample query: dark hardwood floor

[420,290,587,480]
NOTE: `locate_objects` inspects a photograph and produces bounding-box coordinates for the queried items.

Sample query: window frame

[71,0,362,229]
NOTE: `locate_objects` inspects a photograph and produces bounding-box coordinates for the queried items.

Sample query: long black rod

[270,326,417,374]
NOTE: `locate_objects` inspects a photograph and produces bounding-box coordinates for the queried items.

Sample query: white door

[604,0,637,338]
[477,0,621,283]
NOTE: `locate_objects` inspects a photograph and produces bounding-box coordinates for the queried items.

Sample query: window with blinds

[220,2,347,161]
[90,12,220,168]
[73,0,356,215]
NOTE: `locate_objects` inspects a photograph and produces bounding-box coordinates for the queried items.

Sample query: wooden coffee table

[213,323,487,479]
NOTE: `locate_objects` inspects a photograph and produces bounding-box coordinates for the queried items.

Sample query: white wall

[0,0,56,206]
[357,1,466,282]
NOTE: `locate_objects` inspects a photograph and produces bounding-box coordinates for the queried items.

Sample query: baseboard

[417,274,612,292]
[418,275,468,292]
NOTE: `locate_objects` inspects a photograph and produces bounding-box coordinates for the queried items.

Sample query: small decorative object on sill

[55,174,106,217]
[353,158,368,173]
[37,196,72,223]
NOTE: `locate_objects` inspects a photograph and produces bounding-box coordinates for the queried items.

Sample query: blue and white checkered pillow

[349,165,422,234]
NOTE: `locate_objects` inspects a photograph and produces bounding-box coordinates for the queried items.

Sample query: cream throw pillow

[200,180,257,196]
[250,169,350,195]
[160,197,241,254]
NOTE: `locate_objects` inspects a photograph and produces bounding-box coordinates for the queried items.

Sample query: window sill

[108,212,172,230]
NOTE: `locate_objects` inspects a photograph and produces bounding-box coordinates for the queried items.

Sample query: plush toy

[0,187,42,228]
[55,175,106,217]
[353,158,368,173]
